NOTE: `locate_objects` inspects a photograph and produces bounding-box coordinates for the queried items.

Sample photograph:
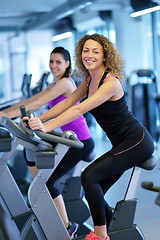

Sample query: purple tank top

[49,95,91,141]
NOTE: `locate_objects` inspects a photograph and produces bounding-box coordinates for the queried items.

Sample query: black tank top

[87,72,143,146]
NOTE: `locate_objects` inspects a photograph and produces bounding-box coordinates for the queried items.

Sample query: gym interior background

[0,0,160,239]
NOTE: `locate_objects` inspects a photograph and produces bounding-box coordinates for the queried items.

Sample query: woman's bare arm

[0,84,53,119]
[29,77,123,132]
[39,78,87,123]
[0,78,75,120]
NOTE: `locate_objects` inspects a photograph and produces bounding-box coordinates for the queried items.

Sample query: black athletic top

[87,72,144,147]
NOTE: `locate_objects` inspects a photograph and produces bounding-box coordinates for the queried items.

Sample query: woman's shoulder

[53,77,71,85]
[60,76,73,82]
[61,76,77,89]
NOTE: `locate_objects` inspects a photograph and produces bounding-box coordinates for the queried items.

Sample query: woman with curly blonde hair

[27,34,154,240]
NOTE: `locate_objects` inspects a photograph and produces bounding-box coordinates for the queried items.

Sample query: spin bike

[0,113,90,240]
[0,109,157,240]
[108,155,158,240]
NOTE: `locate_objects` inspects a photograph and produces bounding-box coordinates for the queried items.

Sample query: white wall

[26,30,53,87]
[113,10,154,77]
[0,33,12,100]
[0,30,53,101]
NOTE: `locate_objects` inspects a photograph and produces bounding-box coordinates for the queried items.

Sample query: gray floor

[87,122,160,240]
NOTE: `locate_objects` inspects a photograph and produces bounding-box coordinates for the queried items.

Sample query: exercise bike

[1,109,157,240]
[108,155,158,240]
[0,113,91,240]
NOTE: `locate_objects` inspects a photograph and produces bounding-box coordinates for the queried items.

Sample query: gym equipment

[20,106,94,236]
[0,72,51,204]
[0,73,32,111]
[0,116,86,240]
[21,73,33,98]
[141,181,160,206]
[0,124,22,240]
[31,71,50,96]
[0,71,49,111]
[61,154,94,237]
[127,69,159,142]
[1,109,156,240]
[108,155,158,240]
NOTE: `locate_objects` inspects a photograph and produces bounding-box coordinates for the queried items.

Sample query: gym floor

[86,120,160,240]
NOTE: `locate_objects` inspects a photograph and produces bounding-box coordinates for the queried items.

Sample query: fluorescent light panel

[130,4,160,17]
[52,32,72,42]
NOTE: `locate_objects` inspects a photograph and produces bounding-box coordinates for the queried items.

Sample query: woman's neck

[55,76,61,82]
[89,67,106,83]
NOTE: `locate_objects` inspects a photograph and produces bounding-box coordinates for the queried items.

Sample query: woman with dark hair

[0,46,94,239]
[27,34,154,240]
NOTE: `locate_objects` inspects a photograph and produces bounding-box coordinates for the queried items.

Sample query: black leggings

[81,129,154,226]
[46,137,95,199]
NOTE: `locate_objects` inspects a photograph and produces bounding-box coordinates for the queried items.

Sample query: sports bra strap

[103,75,117,83]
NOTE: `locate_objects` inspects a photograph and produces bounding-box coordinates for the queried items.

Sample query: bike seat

[138,155,158,170]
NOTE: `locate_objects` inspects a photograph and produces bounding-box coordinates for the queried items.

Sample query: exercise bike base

[108,224,145,240]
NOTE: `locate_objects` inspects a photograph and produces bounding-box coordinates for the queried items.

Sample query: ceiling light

[130,0,160,17]
[130,4,160,17]
[51,31,72,42]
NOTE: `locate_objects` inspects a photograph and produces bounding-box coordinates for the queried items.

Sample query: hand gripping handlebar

[0,106,84,149]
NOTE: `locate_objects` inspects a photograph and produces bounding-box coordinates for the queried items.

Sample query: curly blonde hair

[74,33,126,81]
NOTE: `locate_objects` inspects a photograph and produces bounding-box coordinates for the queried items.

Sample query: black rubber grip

[20,105,27,118]
[19,105,28,124]
[27,109,35,118]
